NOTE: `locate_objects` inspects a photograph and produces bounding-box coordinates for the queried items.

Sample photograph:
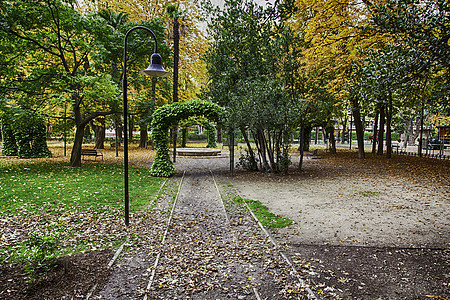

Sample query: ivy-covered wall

[0,116,18,156]
[204,122,217,148]
[0,110,52,158]
[150,99,224,177]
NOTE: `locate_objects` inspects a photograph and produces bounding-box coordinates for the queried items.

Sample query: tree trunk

[241,127,258,171]
[90,118,105,149]
[372,104,379,154]
[172,17,180,163]
[70,97,84,167]
[298,124,305,171]
[412,115,421,144]
[404,117,414,147]
[256,128,269,171]
[302,125,312,151]
[350,96,366,159]
[342,115,348,144]
[70,124,86,167]
[326,125,336,153]
[181,127,187,148]
[385,92,393,158]
[139,125,148,148]
[377,103,385,155]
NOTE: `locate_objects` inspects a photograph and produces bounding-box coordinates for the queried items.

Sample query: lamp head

[140,53,171,77]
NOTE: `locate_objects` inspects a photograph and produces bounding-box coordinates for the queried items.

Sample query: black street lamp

[123,26,170,226]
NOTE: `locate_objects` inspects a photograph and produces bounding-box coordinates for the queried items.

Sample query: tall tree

[95,0,209,102]
[167,4,184,162]
[205,0,305,172]
[0,0,120,167]
[291,0,389,158]
[96,9,170,151]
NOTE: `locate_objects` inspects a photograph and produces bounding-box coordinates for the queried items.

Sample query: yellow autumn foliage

[83,0,208,103]
[291,0,389,97]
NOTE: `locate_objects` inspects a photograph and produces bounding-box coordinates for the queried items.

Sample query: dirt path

[222,151,449,299]
[97,158,316,299]
[98,152,449,299]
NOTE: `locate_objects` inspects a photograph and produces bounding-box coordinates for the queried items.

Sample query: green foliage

[0,114,18,156]
[368,0,449,115]
[237,149,259,171]
[0,109,51,158]
[233,197,293,228]
[21,234,58,283]
[150,153,175,177]
[204,122,217,148]
[0,1,172,167]
[204,0,307,172]
[150,99,225,177]
[178,116,217,146]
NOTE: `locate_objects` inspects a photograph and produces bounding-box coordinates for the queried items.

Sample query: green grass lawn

[0,160,165,262]
[0,161,164,215]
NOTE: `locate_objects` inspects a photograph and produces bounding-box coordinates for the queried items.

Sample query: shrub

[21,234,59,283]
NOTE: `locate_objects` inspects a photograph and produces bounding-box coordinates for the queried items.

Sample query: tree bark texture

[241,128,258,171]
[377,103,386,155]
[139,125,148,148]
[372,104,379,154]
[385,92,393,158]
[350,96,366,159]
[90,118,105,149]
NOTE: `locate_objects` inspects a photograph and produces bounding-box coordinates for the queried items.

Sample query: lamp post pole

[123,26,170,226]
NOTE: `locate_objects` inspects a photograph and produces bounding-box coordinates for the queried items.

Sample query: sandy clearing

[228,154,449,249]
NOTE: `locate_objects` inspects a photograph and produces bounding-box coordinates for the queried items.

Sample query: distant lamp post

[123,26,171,226]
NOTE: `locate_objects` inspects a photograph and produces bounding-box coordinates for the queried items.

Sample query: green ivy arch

[150,99,225,177]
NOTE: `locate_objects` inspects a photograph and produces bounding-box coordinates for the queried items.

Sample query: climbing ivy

[0,109,52,158]
[150,99,225,177]
[204,122,217,148]
[0,114,18,156]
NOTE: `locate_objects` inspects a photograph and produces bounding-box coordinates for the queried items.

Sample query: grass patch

[0,161,165,215]
[359,191,381,197]
[0,160,165,262]
[233,197,293,228]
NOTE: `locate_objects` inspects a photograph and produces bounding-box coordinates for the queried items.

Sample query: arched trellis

[150,99,225,177]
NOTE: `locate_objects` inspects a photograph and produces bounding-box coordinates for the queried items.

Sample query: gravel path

[96,155,317,299]
[96,152,449,299]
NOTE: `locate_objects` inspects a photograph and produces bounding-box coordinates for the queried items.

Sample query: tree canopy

[0,0,171,166]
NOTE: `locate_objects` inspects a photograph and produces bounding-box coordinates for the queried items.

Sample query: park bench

[391,143,400,154]
[81,149,103,160]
